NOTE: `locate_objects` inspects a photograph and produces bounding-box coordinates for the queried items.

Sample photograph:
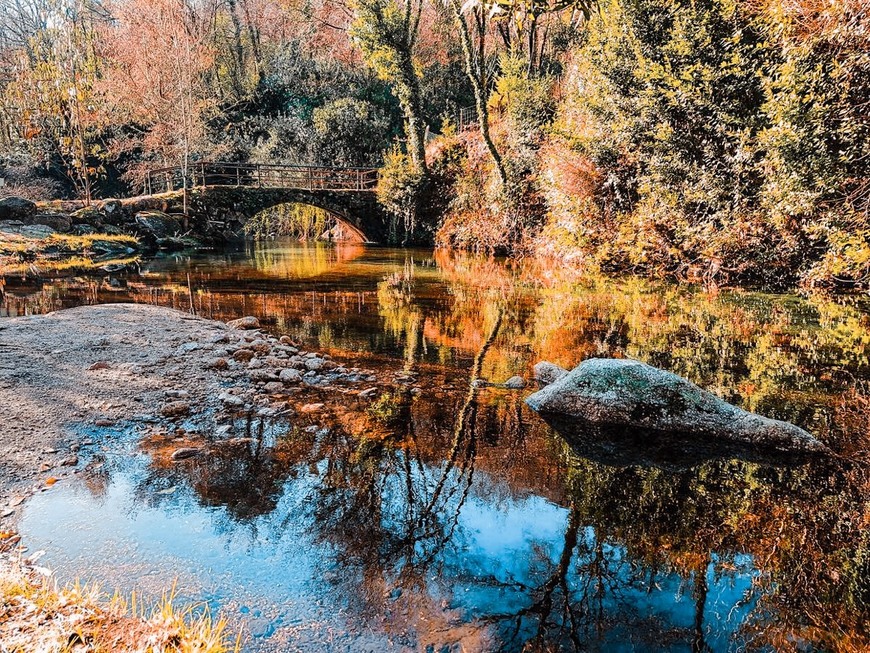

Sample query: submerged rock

[526,358,827,459]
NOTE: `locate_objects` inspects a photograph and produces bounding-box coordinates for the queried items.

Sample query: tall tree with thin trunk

[446,0,508,185]
[350,0,428,175]
[104,0,215,212]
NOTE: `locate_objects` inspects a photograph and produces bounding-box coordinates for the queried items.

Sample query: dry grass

[0,232,140,276]
[0,232,139,256]
[0,553,240,653]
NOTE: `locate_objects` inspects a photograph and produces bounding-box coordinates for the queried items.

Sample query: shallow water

[3,242,869,651]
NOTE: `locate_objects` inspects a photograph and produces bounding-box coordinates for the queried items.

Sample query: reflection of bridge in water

[136,161,388,242]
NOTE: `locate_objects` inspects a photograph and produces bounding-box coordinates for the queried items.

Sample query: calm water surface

[2,242,869,652]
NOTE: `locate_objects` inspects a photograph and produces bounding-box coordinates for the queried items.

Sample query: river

[2,241,868,651]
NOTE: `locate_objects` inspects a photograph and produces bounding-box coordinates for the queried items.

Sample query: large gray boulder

[526,358,827,459]
[0,196,37,222]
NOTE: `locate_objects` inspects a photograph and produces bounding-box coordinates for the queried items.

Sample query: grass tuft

[0,554,240,652]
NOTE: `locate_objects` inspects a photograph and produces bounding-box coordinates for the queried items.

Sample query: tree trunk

[396,53,427,176]
[451,2,508,186]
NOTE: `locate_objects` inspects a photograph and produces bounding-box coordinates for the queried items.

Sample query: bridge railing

[144,162,379,195]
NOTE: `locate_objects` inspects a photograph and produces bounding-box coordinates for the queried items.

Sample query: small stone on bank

[219,393,245,408]
[233,349,255,363]
[206,357,229,370]
[161,401,191,418]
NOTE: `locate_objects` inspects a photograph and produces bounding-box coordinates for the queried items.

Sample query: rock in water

[503,375,527,389]
[227,316,260,330]
[525,358,827,456]
[534,361,569,386]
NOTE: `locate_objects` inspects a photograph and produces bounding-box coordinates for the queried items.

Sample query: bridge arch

[136,162,391,244]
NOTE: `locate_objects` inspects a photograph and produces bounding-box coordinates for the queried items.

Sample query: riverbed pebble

[170,447,201,461]
[219,393,245,408]
[161,401,190,418]
[205,357,229,370]
[233,349,255,363]
[280,368,302,384]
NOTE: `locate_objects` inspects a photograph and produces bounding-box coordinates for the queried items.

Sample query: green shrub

[377,147,427,244]
[311,97,391,167]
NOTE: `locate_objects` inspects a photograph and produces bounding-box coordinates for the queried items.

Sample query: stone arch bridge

[128,162,390,243]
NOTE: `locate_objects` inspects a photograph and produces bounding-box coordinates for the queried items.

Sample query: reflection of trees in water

[124,382,869,650]
[54,247,870,649]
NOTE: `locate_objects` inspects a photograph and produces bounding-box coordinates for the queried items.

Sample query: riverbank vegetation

[0,0,867,287]
[0,553,238,652]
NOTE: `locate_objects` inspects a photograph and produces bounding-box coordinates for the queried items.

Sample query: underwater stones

[526,358,827,456]
[227,316,260,330]
[534,361,569,386]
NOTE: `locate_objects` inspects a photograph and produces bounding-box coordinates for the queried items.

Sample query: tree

[350,0,428,175]
[105,0,216,214]
[6,0,109,203]
[445,0,508,184]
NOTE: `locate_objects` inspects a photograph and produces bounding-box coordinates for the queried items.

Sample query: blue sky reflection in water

[20,434,757,652]
[6,241,870,651]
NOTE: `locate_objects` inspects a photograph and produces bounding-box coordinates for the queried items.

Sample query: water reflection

[7,242,870,651]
